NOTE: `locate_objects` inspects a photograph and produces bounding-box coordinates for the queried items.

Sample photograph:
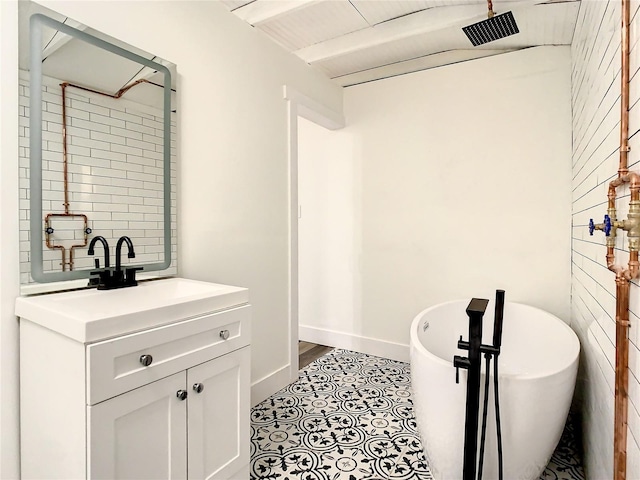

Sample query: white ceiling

[221,0,581,86]
[19,1,176,109]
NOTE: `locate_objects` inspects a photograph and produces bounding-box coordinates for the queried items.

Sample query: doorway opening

[284,86,344,383]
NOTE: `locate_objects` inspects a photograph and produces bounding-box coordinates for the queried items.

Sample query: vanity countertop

[15,277,249,344]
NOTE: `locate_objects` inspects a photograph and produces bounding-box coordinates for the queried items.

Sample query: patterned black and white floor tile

[250,349,585,480]
[541,417,585,480]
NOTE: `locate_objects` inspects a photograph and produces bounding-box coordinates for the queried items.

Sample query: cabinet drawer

[87,305,250,405]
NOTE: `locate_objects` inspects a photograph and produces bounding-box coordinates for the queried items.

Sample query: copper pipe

[609,183,618,209]
[629,173,640,202]
[44,213,89,271]
[114,79,155,98]
[61,78,156,101]
[613,0,632,478]
[61,84,70,213]
[608,256,625,276]
[607,246,616,270]
[615,276,631,480]
[610,172,640,192]
[627,250,640,280]
[619,0,631,178]
[47,78,154,272]
[607,171,637,480]
[48,244,66,272]
[487,0,495,18]
[596,0,634,477]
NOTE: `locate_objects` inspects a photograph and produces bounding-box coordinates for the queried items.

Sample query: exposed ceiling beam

[294,0,558,64]
[333,48,518,87]
[41,18,87,61]
[42,33,74,61]
[128,66,162,83]
[233,0,322,26]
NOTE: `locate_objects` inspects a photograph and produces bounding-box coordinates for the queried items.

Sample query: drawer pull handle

[219,329,230,340]
[176,390,188,401]
[140,354,153,367]
[193,383,204,394]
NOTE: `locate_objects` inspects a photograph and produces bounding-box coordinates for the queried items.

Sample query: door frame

[284,86,344,383]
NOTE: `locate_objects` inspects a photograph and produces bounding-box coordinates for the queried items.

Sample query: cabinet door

[187,347,250,480]
[88,372,188,480]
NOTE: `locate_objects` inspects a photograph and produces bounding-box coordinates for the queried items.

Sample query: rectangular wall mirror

[18,1,177,292]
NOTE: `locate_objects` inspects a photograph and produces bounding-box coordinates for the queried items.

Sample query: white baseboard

[299,325,409,363]
[250,363,292,407]
[251,329,410,406]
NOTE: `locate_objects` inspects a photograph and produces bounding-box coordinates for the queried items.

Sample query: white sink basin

[15,278,249,343]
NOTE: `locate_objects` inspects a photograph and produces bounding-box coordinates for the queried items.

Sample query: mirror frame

[29,13,172,283]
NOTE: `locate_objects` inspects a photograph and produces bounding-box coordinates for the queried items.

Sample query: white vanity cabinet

[16,278,251,480]
[89,347,249,480]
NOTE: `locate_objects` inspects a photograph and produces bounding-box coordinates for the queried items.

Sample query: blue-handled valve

[603,214,612,237]
[589,215,613,236]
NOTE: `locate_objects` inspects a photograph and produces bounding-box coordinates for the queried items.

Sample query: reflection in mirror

[18,2,177,291]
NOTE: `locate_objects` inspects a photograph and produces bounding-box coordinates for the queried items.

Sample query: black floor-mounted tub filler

[453,290,505,480]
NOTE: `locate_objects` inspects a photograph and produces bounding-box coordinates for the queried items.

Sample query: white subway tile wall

[18,71,177,284]
[572,1,640,477]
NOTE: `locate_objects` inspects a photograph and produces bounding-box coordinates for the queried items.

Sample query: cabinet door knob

[193,383,204,394]
[176,389,188,401]
[140,354,153,367]
[219,329,230,340]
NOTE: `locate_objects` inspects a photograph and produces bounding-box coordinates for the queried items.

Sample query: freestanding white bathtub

[409,299,579,480]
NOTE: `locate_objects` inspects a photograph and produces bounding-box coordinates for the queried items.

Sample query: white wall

[0,1,342,477]
[298,46,572,358]
[571,1,640,477]
[0,2,21,478]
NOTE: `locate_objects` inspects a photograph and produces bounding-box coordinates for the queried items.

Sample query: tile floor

[250,348,585,480]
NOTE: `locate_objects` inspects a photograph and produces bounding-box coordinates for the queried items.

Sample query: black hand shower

[493,290,505,351]
[462,0,519,47]
[493,290,505,480]
[477,352,492,479]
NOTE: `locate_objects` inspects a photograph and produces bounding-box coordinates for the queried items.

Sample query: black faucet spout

[88,236,110,268]
[115,236,135,271]
[89,235,140,289]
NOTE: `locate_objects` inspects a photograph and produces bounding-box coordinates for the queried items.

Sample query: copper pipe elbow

[607,247,617,270]
[609,183,618,208]
[627,251,640,280]
[628,172,640,201]
[611,264,626,277]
